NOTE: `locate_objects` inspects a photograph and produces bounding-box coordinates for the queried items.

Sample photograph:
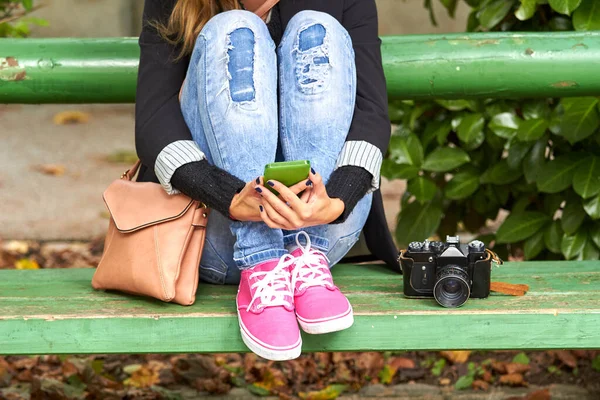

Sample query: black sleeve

[342,0,391,155]
[326,166,373,224]
[135,0,193,171]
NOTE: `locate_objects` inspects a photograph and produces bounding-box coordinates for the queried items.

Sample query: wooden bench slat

[1,262,599,354]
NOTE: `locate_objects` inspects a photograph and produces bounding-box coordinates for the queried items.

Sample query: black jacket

[135,0,400,271]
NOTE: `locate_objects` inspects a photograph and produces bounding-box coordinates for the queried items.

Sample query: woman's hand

[229,179,264,222]
[256,170,345,229]
[229,177,313,222]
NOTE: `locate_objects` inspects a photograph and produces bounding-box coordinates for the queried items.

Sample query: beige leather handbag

[92,161,209,306]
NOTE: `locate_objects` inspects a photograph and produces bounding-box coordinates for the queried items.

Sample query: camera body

[399,236,492,308]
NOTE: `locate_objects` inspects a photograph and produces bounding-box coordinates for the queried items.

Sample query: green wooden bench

[1,31,600,354]
[1,262,599,354]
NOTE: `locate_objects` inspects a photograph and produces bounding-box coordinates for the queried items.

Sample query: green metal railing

[1,31,600,104]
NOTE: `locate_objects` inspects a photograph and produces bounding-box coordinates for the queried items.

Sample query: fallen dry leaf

[472,380,489,391]
[553,350,577,369]
[389,357,415,370]
[439,378,451,386]
[105,150,138,165]
[499,373,526,386]
[490,361,507,374]
[505,362,531,374]
[299,384,348,400]
[33,164,66,176]
[53,111,90,125]
[440,351,471,364]
[3,240,29,254]
[14,258,40,270]
[123,366,160,388]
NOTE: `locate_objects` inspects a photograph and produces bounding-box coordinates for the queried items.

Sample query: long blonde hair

[156,0,242,59]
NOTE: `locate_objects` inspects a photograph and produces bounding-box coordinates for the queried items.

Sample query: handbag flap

[103,178,194,233]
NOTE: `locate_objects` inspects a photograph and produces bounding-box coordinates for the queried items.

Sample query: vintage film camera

[399,236,500,308]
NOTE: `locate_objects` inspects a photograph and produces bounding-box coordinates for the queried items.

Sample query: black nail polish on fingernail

[306,179,312,186]
[259,205,263,212]
[256,177,260,184]
[311,168,316,174]
[255,187,262,193]
[267,181,275,187]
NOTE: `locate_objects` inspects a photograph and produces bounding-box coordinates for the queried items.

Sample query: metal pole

[1,32,600,104]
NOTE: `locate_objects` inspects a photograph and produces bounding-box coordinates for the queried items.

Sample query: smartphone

[263,160,311,195]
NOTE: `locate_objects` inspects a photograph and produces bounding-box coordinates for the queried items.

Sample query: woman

[135,0,397,360]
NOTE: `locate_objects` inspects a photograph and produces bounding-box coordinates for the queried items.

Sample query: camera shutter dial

[408,241,423,251]
[468,240,485,252]
[430,241,444,253]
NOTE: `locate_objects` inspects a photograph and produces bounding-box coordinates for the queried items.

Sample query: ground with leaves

[1,240,600,399]
[0,351,599,399]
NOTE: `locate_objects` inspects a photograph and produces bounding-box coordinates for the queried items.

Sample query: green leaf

[455,375,474,390]
[515,0,538,20]
[573,156,600,199]
[422,147,471,172]
[548,0,582,15]
[22,0,33,11]
[524,230,545,260]
[396,201,443,247]
[446,171,480,200]
[247,384,271,396]
[440,0,459,17]
[544,221,564,253]
[573,0,600,30]
[537,154,582,193]
[522,100,550,120]
[381,160,420,180]
[431,359,446,376]
[457,113,485,146]
[590,223,600,248]
[496,211,551,244]
[592,354,600,372]
[517,119,549,141]
[523,138,547,184]
[422,120,452,148]
[549,15,575,30]
[507,140,532,170]
[558,97,600,144]
[562,198,587,235]
[478,0,517,29]
[578,236,600,260]
[489,112,520,139]
[512,352,531,365]
[480,160,522,185]
[584,195,600,219]
[388,134,424,166]
[407,176,437,203]
[436,99,478,112]
[544,193,565,216]
[562,229,587,259]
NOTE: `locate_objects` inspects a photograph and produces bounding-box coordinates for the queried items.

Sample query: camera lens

[434,266,470,308]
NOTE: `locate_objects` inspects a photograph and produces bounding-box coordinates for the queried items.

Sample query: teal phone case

[263,160,311,195]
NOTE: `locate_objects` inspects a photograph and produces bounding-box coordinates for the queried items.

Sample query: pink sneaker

[290,232,354,334]
[236,255,302,360]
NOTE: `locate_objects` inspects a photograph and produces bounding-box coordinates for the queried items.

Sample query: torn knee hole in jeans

[226,27,256,104]
[295,23,330,94]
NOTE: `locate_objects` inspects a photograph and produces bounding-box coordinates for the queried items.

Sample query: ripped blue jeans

[180,10,372,285]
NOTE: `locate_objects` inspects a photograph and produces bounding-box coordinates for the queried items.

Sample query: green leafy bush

[0,0,47,37]
[384,0,600,260]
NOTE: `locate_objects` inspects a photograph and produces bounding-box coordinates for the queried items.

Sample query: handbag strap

[121,160,142,181]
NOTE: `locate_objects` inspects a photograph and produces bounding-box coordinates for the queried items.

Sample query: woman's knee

[201,10,268,39]
[282,10,351,49]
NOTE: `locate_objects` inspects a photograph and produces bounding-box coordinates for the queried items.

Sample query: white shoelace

[291,232,332,292]
[247,254,295,311]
